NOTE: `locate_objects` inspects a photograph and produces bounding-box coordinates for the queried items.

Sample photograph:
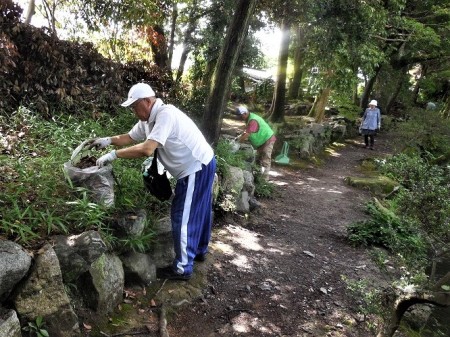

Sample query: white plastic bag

[63,140,115,207]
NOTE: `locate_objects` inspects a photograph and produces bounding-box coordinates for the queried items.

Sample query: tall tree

[201,0,257,144]
[267,11,291,123]
[288,25,306,100]
[24,0,35,25]
[167,2,178,68]
[175,0,208,83]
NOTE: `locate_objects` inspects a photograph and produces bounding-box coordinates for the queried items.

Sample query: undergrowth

[0,107,162,251]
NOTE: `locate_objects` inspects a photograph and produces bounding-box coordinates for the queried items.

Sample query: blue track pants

[171,157,216,276]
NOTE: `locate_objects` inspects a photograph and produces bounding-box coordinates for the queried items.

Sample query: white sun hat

[236,105,249,114]
[121,83,155,107]
[369,100,378,106]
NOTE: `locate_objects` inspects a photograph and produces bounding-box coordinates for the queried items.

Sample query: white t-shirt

[128,99,214,179]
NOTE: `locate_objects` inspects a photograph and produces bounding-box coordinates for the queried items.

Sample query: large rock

[113,209,146,238]
[78,253,124,314]
[120,252,156,286]
[0,309,21,337]
[52,230,107,283]
[220,166,245,212]
[0,240,31,301]
[13,244,80,337]
[148,217,175,268]
[344,175,399,195]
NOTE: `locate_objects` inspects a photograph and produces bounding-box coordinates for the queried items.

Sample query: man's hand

[86,137,111,150]
[96,150,117,167]
[377,124,381,131]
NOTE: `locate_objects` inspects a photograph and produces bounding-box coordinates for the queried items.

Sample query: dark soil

[162,129,396,337]
[76,156,97,169]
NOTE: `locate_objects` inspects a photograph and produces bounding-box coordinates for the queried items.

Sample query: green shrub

[347,202,427,265]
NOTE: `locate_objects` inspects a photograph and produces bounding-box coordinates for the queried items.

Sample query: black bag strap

[150,149,159,174]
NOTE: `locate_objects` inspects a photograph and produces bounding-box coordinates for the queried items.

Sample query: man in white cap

[87,82,216,280]
[235,105,276,180]
[359,99,381,150]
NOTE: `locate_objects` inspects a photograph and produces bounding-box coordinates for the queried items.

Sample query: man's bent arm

[116,139,159,159]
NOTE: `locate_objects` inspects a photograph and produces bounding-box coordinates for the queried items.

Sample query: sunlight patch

[326,188,343,194]
[212,241,235,255]
[231,312,281,334]
[230,254,252,270]
[272,180,288,186]
[226,225,263,251]
[269,170,283,177]
[325,148,341,157]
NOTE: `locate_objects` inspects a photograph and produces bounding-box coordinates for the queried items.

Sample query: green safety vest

[247,113,274,148]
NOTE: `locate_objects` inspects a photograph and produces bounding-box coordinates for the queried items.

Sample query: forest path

[165,127,396,337]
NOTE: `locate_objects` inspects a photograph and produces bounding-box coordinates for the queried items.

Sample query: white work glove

[377,124,381,130]
[96,150,117,167]
[86,137,111,150]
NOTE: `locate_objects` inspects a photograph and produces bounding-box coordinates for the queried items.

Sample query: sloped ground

[162,130,397,336]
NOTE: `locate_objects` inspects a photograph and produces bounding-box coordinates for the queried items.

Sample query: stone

[0,309,21,337]
[120,252,156,286]
[78,253,124,314]
[13,244,80,337]
[0,240,32,301]
[52,230,107,283]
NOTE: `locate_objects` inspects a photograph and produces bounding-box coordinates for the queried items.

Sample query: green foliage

[379,153,439,189]
[171,85,209,123]
[0,107,163,248]
[254,78,275,103]
[22,316,49,337]
[334,96,362,121]
[254,173,275,198]
[349,149,450,273]
[214,139,248,178]
[380,153,450,239]
[347,202,427,265]
[394,108,450,158]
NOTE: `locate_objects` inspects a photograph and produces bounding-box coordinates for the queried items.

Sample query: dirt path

[165,134,394,337]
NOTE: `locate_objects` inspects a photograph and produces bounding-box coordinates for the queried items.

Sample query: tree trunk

[148,25,170,70]
[385,66,408,114]
[308,87,331,122]
[24,0,35,25]
[360,65,382,109]
[168,3,178,69]
[202,59,216,88]
[352,84,359,106]
[288,25,305,100]
[267,14,291,123]
[175,2,199,83]
[42,0,57,37]
[201,0,257,145]
[352,65,359,105]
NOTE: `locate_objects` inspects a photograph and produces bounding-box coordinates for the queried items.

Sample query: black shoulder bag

[143,149,172,201]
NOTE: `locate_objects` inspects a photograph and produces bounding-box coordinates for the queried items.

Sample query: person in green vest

[236,106,276,180]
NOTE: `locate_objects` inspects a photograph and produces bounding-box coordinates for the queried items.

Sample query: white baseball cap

[369,100,378,106]
[236,105,248,114]
[121,83,155,107]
